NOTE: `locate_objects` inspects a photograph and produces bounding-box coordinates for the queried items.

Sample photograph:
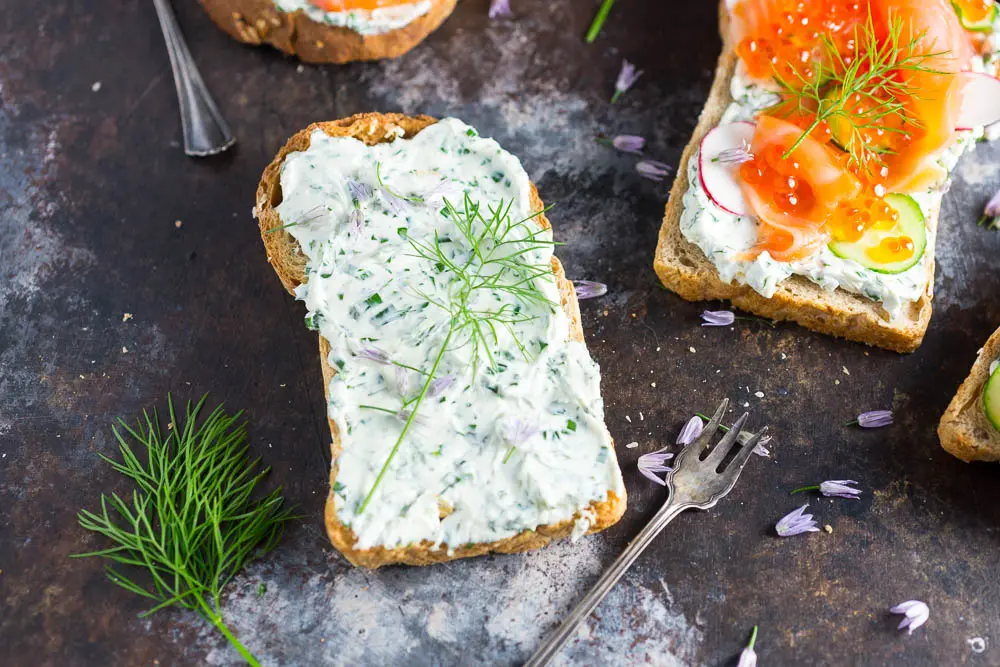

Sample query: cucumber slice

[983,366,1000,431]
[953,2,998,32]
[828,193,927,274]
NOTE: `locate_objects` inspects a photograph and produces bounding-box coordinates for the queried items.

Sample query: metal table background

[3,1,1000,665]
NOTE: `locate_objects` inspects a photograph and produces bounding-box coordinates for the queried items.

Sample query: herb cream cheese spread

[275,118,625,551]
[272,0,432,35]
[680,22,1000,321]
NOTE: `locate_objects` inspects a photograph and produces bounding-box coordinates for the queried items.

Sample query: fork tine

[705,411,749,465]
[723,426,769,475]
[692,398,729,453]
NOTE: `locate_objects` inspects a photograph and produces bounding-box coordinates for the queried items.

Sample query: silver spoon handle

[524,499,694,667]
[153,0,235,156]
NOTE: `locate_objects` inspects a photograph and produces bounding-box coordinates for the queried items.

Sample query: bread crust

[938,326,1000,463]
[255,112,626,568]
[652,1,935,354]
[197,0,457,63]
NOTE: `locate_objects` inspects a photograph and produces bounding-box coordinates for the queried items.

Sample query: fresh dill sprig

[73,396,296,667]
[356,193,558,513]
[773,13,949,171]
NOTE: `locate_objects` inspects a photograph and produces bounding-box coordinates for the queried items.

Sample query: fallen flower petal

[348,208,364,237]
[775,504,820,537]
[713,143,755,165]
[701,310,736,327]
[347,179,373,202]
[488,0,512,19]
[890,600,929,635]
[427,374,455,398]
[980,188,1000,230]
[637,449,674,486]
[737,626,758,667]
[357,346,391,365]
[753,436,771,458]
[636,160,671,182]
[676,416,704,446]
[856,410,893,428]
[572,280,608,300]
[612,134,645,155]
[611,59,643,104]
[819,480,861,499]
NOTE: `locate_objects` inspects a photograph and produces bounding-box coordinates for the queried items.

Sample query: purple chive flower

[676,416,704,446]
[890,600,930,635]
[572,280,608,300]
[427,374,455,398]
[637,448,675,486]
[856,410,893,428]
[775,504,820,537]
[712,141,755,166]
[357,346,391,365]
[737,626,758,667]
[501,418,539,446]
[636,160,671,182]
[612,135,645,155]
[347,179,373,202]
[395,366,410,396]
[701,310,736,327]
[383,191,411,217]
[611,59,643,104]
[753,436,771,458]
[396,408,428,428]
[348,208,364,237]
[819,480,861,499]
[981,189,1000,229]
[489,0,512,18]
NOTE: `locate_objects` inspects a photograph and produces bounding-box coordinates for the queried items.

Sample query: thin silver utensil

[153,0,235,156]
[525,398,766,667]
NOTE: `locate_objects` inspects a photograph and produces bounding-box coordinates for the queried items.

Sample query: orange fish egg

[865,235,915,264]
[953,0,995,22]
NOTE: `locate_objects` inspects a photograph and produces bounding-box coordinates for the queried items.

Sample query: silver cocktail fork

[525,398,767,667]
[153,0,235,156]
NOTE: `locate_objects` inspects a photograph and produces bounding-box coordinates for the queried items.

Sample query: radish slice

[956,72,1000,131]
[699,121,756,217]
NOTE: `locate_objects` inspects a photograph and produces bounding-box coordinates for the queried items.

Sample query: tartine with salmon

[655,0,1000,352]
[197,0,457,63]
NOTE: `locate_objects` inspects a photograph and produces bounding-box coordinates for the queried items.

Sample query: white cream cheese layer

[275,118,624,551]
[680,23,1000,321]
[273,0,432,35]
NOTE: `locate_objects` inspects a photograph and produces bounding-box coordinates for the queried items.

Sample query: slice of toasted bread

[255,112,626,568]
[197,0,457,64]
[652,2,936,353]
[939,327,1000,463]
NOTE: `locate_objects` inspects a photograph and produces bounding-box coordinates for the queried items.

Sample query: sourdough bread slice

[939,326,1000,462]
[255,112,626,568]
[197,0,456,64]
[652,2,935,353]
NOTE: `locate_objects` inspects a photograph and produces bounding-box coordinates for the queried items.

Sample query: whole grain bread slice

[255,112,626,568]
[197,0,457,64]
[938,326,1000,462]
[652,2,935,353]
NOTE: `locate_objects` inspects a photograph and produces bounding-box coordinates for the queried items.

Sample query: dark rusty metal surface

[3,1,1000,665]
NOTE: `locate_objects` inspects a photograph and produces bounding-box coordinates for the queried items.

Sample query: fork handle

[524,498,694,667]
[152,0,235,156]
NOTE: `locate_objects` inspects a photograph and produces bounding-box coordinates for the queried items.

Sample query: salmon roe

[828,191,899,243]
[866,235,915,263]
[736,0,866,83]
[740,144,818,217]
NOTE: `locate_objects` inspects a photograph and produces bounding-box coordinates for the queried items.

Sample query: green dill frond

[358,193,558,513]
[73,396,296,666]
[774,12,951,172]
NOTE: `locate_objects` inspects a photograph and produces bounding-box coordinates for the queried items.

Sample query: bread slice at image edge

[652,2,935,354]
[197,0,457,64]
[938,326,1000,463]
[255,112,626,568]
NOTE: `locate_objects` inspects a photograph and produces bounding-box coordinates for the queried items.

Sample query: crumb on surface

[91,81,101,92]
[625,441,639,449]
[174,219,183,228]
[122,313,133,322]
[824,524,833,534]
